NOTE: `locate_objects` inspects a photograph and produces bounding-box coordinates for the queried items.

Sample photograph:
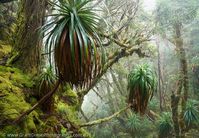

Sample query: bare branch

[92,88,103,101]
[80,108,90,122]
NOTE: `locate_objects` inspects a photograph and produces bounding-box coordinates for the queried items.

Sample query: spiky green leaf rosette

[158,112,173,137]
[42,0,104,88]
[37,67,56,112]
[184,100,199,126]
[127,64,157,114]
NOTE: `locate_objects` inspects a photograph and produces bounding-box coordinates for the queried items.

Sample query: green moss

[23,114,38,133]
[0,87,39,133]
[61,125,67,134]
[56,99,92,138]
[0,66,39,134]
[6,51,20,66]
[0,41,12,59]
[56,101,78,123]
[2,108,19,120]
[0,125,20,136]
[59,84,79,108]
[0,66,91,136]
[38,116,60,133]
[0,66,33,88]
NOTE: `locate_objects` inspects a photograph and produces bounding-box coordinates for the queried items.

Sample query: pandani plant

[127,114,153,137]
[41,0,105,88]
[127,114,142,133]
[183,100,199,127]
[13,0,106,121]
[37,67,56,112]
[158,112,173,138]
[127,64,157,114]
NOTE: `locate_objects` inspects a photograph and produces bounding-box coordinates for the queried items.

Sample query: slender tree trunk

[173,22,189,137]
[14,0,46,74]
[156,36,163,111]
[171,81,182,138]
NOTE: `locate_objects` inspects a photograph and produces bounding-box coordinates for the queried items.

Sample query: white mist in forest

[143,0,156,12]
[81,0,158,121]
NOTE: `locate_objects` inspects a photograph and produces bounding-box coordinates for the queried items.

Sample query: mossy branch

[80,105,131,127]
[77,30,150,100]
[78,45,147,100]
[13,80,61,124]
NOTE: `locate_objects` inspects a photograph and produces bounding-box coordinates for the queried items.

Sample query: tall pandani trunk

[128,86,151,114]
[127,64,156,115]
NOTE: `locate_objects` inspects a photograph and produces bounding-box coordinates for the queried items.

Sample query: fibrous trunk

[14,0,46,74]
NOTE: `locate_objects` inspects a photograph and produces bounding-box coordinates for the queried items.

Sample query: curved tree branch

[80,105,131,127]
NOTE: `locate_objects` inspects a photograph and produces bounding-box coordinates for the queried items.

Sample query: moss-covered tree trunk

[156,36,163,112]
[173,22,189,137]
[14,0,46,74]
[171,90,181,138]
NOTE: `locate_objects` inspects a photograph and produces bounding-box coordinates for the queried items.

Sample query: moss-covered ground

[0,44,91,138]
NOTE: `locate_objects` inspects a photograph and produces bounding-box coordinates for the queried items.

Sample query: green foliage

[37,67,56,97]
[127,114,141,132]
[184,100,199,126]
[93,125,113,138]
[148,98,159,112]
[42,0,104,88]
[36,67,57,112]
[128,64,157,114]
[157,112,173,138]
[127,114,155,137]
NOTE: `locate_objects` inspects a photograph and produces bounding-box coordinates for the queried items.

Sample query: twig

[80,108,89,122]
[92,88,103,100]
